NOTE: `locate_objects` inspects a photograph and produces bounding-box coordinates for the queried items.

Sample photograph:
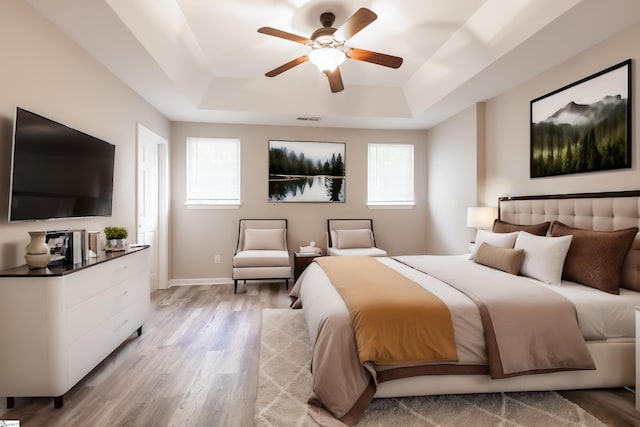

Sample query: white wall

[0,1,170,271]
[425,104,483,254]
[482,22,640,205]
[169,122,428,282]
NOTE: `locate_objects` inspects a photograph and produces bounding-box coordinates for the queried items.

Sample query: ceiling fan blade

[265,56,308,77]
[333,8,377,42]
[346,48,403,69]
[326,68,344,93]
[258,27,310,45]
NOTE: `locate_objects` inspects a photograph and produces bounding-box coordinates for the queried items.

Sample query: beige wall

[424,21,640,255]
[0,1,170,270]
[424,104,484,255]
[482,22,640,206]
[4,0,639,282]
[170,122,428,282]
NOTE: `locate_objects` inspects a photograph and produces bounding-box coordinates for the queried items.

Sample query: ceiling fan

[257,7,403,93]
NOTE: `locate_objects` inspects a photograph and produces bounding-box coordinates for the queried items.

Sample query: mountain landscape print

[530,60,631,178]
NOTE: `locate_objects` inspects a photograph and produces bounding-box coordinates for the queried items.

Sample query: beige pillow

[470,229,519,260]
[550,221,638,294]
[493,219,550,236]
[474,242,525,275]
[336,229,373,249]
[244,228,285,251]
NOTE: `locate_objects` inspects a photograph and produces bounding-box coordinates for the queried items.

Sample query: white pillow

[470,230,518,259]
[244,228,285,251]
[336,229,373,249]
[514,231,572,285]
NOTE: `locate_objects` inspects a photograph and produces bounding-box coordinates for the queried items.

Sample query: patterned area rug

[256,308,606,427]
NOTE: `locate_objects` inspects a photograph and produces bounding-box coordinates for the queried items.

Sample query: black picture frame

[530,59,631,178]
[268,140,346,202]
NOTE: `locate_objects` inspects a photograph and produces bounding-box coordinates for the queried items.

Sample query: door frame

[136,123,169,290]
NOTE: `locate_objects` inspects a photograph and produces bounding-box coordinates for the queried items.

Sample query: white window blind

[367,143,414,206]
[186,137,240,206]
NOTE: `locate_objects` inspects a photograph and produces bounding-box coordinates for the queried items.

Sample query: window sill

[367,203,415,210]
[185,203,241,210]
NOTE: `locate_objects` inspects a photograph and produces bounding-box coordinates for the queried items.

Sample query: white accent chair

[232,219,291,293]
[326,219,387,257]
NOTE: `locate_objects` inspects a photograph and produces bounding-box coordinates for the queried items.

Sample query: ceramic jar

[25,231,51,269]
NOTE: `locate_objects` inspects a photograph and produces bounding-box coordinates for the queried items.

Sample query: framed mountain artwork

[530,59,631,178]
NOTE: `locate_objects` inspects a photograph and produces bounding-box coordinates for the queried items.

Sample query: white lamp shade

[308,47,346,73]
[467,207,498,229]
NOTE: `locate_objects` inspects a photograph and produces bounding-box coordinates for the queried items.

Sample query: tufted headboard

[498,190,640,291]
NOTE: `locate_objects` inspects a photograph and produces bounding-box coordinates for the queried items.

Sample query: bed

[289,191,640,426]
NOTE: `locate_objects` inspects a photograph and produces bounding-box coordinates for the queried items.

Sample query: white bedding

[294,253,638,424]
[298,254,638,375]
[544,280,640,339]
[393,255,640,341]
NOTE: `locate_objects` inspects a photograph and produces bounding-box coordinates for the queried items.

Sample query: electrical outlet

[214,254,221,264]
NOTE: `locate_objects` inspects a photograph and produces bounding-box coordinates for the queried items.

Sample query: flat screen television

[9,107,116,222]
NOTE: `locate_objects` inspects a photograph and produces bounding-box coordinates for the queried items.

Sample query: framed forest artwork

[268,140,345,202]
[530,59,631,178]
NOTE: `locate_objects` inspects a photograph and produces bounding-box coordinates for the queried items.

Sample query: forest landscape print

[268,140,345,202]
[530,59,631,178]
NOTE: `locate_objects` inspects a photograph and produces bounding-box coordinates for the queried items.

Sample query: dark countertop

[0,245,150,277]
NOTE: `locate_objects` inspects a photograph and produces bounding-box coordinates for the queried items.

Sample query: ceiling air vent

[296,116,321,122]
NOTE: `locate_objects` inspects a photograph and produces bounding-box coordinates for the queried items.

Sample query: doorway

[137,124,169,290]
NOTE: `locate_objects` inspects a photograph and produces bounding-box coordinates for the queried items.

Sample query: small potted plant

[104,226,128,251]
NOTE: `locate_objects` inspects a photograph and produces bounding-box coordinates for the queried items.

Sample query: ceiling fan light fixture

[258,8,401,92]
[308,47,346,73]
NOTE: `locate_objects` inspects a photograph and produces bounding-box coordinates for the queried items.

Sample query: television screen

[9,107,115,221]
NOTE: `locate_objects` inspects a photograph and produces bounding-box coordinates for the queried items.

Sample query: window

[367,143,414,207]
[186,137,240,207]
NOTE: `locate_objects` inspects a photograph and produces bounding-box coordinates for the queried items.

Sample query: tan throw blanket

[395,255,596,378]
[315,256,457,365]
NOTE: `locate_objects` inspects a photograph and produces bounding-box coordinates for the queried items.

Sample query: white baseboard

[167,277,293,288]
[168,278,233,287]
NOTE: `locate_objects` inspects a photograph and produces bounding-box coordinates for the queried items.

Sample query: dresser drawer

[65,251,147,308]
[64,266,110,308]
[67,310,129,385]
[67,268,149,342]
[67,283,127,343]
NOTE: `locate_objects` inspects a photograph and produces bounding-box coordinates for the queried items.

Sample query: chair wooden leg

[285,279,289,290]
[234,279,237,294]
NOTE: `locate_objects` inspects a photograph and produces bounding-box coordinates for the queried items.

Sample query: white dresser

[0,246,150,408]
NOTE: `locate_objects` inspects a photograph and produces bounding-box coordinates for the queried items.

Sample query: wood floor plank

[1,281,637,426]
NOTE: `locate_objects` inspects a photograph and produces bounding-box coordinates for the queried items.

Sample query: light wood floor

[2,282,639,426]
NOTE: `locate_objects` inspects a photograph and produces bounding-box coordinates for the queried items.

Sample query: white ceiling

[27,0,640,130]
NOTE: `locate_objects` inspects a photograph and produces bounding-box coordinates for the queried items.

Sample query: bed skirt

[376,339,634,398]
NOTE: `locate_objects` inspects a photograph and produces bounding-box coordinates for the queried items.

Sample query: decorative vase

[25,231,51,269]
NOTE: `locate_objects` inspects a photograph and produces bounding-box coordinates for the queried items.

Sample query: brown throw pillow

[550,221,638,294]
[473,242,525,275]
[493,219,550,236]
